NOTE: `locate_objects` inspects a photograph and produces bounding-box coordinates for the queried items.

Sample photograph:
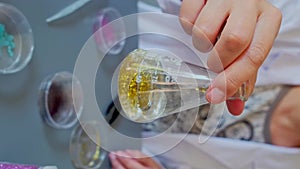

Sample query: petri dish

[38,72,83,129]
[70,122,106,169]
[93,7,126,55]
[0,3,34,74]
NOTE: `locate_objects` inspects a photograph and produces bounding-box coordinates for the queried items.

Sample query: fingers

[206,3,282,105]
[179,0,282,116]
[226,67,257,115]
[125,150,160,168]
[117,157,146,169]
[179,0,206,34]
[110,151,146,169]
[207,2,257,72]
[110,153,125,169]
[191,0,229,52]
[109,150,161,169]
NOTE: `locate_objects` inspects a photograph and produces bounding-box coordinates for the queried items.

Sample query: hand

[270,86,300,147]
[179,0,282,115]
[109,150,162,169]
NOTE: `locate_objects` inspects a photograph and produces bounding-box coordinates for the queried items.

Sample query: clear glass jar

[93,7,125,55]
[38,71,83,129]
[69,122,106,169]
[0,3,34,74]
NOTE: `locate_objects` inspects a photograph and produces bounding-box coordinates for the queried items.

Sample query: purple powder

[0,162,39,169]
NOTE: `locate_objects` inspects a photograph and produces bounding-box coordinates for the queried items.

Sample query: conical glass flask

[118,49,248,123]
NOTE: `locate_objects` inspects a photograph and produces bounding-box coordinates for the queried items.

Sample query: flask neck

[185,62,249,102]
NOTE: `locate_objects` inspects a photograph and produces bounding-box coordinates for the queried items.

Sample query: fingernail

[207,87,225,103]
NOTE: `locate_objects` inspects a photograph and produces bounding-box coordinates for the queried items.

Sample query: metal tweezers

[46,0,92,23]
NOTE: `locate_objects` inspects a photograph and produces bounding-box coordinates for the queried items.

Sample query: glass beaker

[70,122,106,169]
[118,49,249,123]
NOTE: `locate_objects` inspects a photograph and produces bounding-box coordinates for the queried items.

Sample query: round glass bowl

[93,7,125,55]
[0,3,34,74]
[70,123,106,169]
[38,72,83,129]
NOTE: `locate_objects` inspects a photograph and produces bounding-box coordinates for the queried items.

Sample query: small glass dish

[70,122,106,169]
[38,71,83,129]
[93,7,125,55]
[0,3,34,74]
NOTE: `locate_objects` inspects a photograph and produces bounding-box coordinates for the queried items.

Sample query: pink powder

[0,163,39,169]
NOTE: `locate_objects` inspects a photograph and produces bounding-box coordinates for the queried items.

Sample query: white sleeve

[257,0,300,85]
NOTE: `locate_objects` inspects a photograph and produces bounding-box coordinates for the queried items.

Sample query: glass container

[38,71,83,129]
[93,7,125,55]
[70,122,106,169]
[118,49,249,122]
[0,3,34,74]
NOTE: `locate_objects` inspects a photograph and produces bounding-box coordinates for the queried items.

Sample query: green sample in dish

[0,23,15,57]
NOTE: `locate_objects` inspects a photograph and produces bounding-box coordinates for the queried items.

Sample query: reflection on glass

[0,3,34,74]
[118,49,249,123]
[70,122,106,169]
[38,71,83,129]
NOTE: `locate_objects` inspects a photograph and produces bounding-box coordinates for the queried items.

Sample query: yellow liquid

[128,71,153,111]
[118,49,170,121]
[77,126,102,168]
[79,137,101,167]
